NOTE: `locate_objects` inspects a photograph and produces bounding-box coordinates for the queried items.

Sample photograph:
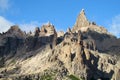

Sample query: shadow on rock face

[83,51,114,80]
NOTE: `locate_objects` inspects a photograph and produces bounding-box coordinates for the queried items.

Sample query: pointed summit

[39,22,56,36]
[80,9,85,15]
[72,9,90,32]
[6,25,25,37]
[76,9,89,27]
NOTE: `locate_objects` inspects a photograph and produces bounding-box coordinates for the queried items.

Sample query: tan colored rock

[72,9,111,36]
[39,22,56,36]
[75,43,83,64]
[57,31,64,37]
[72,9,90,32]
[84,48,90,60]
[77,30,82,43]
[0,9,120,80]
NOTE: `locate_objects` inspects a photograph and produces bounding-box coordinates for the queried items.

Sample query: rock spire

[72,9,90,32]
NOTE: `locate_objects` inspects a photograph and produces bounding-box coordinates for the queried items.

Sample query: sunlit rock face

[72,9,108,34]
[39,22,57,37]
[72,9,90,32]
[0,9,119,80]
[71,9,120,57]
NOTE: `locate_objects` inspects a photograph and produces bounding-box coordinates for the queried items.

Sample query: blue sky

[0,0,120,37]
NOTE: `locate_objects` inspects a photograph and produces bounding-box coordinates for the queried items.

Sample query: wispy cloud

[0,16,13,33]
[108,15,120,38]
[0,0,10,12]
[0,16,42,33]
[19,21,41,33]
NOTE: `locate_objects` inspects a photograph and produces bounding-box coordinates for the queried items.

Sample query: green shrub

[67,74,80,80]
[67,74,85,80]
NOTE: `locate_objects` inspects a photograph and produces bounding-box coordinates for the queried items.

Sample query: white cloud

[0,0,10,11]
[0,16,13,33]
[19,21,41,33]
[0,16,42,33]
[108,15,120,38]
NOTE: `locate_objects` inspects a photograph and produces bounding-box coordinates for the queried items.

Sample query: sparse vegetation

[67,74,84,80]
[40,69,57,80]
[40,74,53,80]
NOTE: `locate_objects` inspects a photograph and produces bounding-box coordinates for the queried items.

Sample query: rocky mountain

[0,9,120,80]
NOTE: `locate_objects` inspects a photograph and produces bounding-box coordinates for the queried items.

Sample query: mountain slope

[0,10,120,80]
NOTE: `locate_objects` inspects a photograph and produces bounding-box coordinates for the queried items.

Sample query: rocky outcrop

[34,27,40,37]
[0,23,57,59]
[5,25,25,37]
[71,9,120,56]
[85,30,120,56]
[39,22,56,37]
[72,9,109,35]
[0,9,120,80]
[0,26,25,59]
[72,9,90,32]
[57,31,64,38]
[45,32,118,80]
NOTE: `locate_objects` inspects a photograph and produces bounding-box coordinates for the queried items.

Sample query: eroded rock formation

[0,9,120,80]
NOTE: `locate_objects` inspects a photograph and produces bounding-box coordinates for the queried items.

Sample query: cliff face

[72,9,120,57]
[0,23,57,59]
[0,10,120,80]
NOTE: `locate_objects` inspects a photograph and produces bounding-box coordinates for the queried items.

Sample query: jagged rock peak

[9,25,20,32]
[34,27,40,37]
[67,27,72,33]
[43,21,53,26]
[77,9,89,25]
[72,9,90,32]
[39,22,57,36]
[4,25,25,37]
[80,9,85,16]
[72,9,111,35]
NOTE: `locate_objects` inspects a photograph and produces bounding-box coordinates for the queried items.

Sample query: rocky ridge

[72,9,110,35]
[0,9,120,80]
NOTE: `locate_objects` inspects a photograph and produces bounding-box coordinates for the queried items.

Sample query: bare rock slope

[0,10,120,80]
